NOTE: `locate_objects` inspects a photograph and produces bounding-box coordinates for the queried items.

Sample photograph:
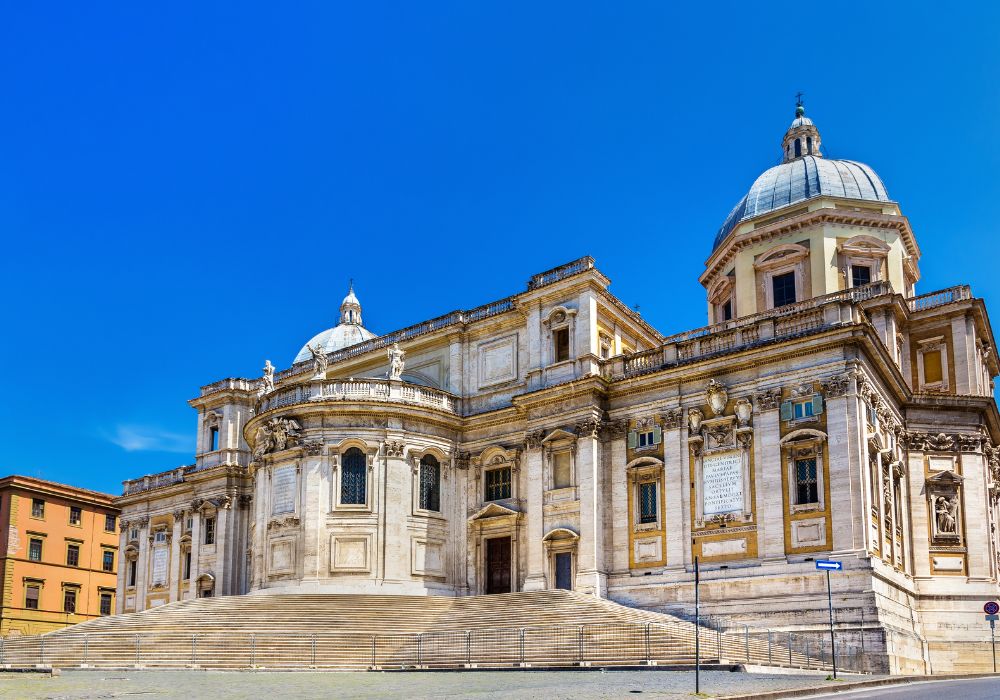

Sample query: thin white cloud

[106,425,192,454]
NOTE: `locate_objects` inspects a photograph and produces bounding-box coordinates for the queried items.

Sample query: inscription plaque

[151,547,168,586]
[702,451,744,517]
[272,465,296,515]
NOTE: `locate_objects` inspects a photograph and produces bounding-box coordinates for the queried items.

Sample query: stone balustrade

[256,378,459,415]
[122,466,190,496]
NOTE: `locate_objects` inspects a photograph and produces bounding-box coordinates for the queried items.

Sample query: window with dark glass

[341,447,368,505]
[69,506,81,525]
[554,552,573,590]
[851,265,872,288]
[63,588,77,614]
[99,592,113,616]
[554,328,570,363]
[639,482,658,524]
[183,550,191,580]
[203,517,216,545]
[418,455,441,511]
[210,426,220,451]
[25,585,40,610]
[794,139,802,157]
[722,299,733,321]
[102,550,115,572]
[485,467,512,502]
[66,544,80,567]
[128,559,137,587]
[31,499,45,519]
[772,271,797,308]
[795,458,819,504]
[806,136,813,154]
[105,514,116,532]
[29,538,42,562]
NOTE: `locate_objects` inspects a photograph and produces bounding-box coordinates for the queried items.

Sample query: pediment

[542,428,576,444]
[927,470,964,485]
[468,502,520,521]
[542,527,579,542]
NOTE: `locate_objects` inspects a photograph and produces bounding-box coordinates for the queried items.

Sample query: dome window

[794,139,802,158]
[807,136,813,154]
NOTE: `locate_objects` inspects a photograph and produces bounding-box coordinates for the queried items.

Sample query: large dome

[713,107,892,251]
[293,283,377,364]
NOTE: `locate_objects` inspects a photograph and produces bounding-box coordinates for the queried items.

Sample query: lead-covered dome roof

[713,105,892,251]
[293,283,377,364]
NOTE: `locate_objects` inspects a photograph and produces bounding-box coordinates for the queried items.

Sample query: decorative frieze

[906,432,984,453]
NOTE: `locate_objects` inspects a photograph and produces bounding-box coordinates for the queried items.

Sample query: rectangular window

[772,271,797,308]
[128,559,137,587]
[129,527,139,541]
[105,514,116,533]
[923,349,944,385]
[25,585,40,610]
[63,589,77,614]
[851,265,872,288]
[154,531,167,544]
[69,506,82,525]
[99,592,113,616]
[29,538,43,562]
[639,482,658,524]
[102,550,115,572]
[795,458,819,504]
[31,499,45,519]
[418,460,441,512]
[203,517,216,545]
[485,467,512,502]
[637,430,654,448]
[185,517,193,532]
[340,464,367,505]
[183,550,191,580]
[793,400,814,419]
[552,452,572,489]
[66,544,80,567]
[554,328,570,363]
[210,426,220,451]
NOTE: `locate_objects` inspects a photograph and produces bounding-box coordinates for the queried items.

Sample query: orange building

[0,476,120,636]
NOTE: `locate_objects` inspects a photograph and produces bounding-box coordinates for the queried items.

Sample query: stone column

[301,455,321,583]
[907,451,931,577]
[963,452,992,580]
[826,388,861,553]
[135,519,149,610]
[609,424,630,574]
[115,522,128,614]
[215,501,230,594]
[384,440,409,585]
[754,396,785,560]
[575,419,606,596]
[169,511,183,602]
[189,510,202,599]
[522,439,546,590]
[662,413,685,569]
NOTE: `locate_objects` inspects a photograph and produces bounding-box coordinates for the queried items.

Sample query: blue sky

[2,2,999,495]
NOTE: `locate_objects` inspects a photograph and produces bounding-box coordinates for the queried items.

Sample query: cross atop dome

[781,96,822,163]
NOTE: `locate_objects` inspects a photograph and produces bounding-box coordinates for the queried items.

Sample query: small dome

[293,283,376,364]
[713,104,892,251]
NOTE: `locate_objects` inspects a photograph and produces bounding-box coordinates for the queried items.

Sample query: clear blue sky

[2,2,999,495]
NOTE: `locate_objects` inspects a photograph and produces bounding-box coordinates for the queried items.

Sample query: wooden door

[485,537,512,594]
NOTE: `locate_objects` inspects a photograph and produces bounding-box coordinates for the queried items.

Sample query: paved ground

[0,669,873,699]
[808,676,1000,699]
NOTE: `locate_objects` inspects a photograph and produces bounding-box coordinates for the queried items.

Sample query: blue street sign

[816,560,843,571]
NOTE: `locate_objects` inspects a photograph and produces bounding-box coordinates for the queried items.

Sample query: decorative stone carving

[455,452,471,470]
[736,431,753,450]
[388,343,405,380]
[523,430,546,450]
[907,432,957,452]
[303,441,323,456]
[261,360,275,395]
[935,496,959,535]
[734,398,753,427]
[754,388,783,411]
[308,344,329,378]
[238,494,253,509]
[688,408,704,434]
[706,423,734,449]
[172,509,186,521]
[662,409,682,430]
[574,418,601,438]
[267,515,300,530]
[822,373,851,398]
[707,379,728,416]
[385,441,405,458]
[251,416,303,459]
[190,498,204,511]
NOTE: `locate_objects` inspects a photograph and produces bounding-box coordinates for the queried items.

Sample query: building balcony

[255,378,460,415]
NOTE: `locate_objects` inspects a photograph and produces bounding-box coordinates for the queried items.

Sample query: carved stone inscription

[703,451,744,517]
[271,465,296,515]
[151,548,168,587]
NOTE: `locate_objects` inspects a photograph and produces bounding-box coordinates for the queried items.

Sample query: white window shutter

[627,431,637,449]
[652,425,662,445]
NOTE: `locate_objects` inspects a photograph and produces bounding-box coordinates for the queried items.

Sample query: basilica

[115,105,1000,673]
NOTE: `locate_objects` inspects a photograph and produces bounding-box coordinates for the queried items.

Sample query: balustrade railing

[527,256,596,290]
[122,467,190,496]
[907,285,971,312]
[256,378,458,415]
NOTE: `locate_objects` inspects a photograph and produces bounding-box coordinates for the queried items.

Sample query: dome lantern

[340,281,363,326]
[781,97,822,163]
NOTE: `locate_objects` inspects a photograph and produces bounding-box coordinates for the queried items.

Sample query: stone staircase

[0,591,825,670]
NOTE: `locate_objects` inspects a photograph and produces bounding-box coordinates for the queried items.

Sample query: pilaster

[522,444,546,590]
[575,421,606,596]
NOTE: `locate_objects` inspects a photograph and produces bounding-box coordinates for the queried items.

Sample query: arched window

[794,139,802,157]
[806,136,813,154]
[341,447,367,505]
[419,455,441,512]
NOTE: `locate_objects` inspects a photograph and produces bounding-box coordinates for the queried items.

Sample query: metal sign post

[816,560,843,679]
[695,556,700,695]
[984,601,999,672]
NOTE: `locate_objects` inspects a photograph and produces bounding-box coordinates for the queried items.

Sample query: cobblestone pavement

[0,669,877,699]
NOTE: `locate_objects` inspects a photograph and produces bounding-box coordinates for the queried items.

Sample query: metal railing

[0,618,857,671]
